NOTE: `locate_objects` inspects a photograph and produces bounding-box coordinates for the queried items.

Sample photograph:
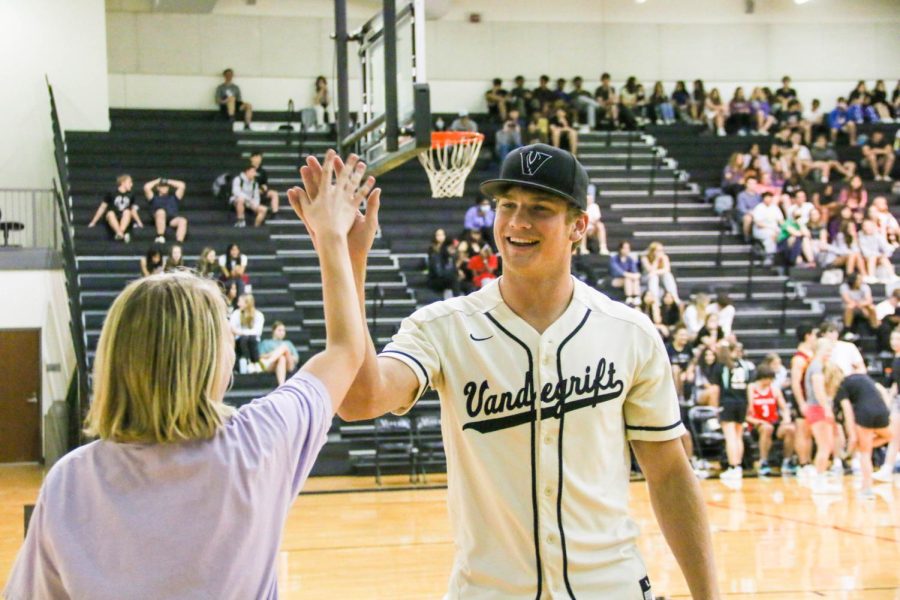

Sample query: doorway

[0,329,41,463]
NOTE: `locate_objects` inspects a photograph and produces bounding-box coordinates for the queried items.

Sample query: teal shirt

[258,338,299,360]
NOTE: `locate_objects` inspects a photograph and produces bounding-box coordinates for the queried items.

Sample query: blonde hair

[646,241,663,263]
[823,363,844,398]
[240,294,256,329]
[85,271,235,443]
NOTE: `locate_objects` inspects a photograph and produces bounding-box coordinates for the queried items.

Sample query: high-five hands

[288,151,381,269]
[286,150,375,241]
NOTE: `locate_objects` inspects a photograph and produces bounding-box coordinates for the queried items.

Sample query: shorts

[805,404,833,426]
[854,402,891,429]
[150,198,178,221]
[720,398,747,423]
[230,195,261,210]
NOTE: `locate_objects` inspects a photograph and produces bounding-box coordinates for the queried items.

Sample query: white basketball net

[418,135,484,198]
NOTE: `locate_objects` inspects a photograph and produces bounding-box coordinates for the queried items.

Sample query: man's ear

[570,212,589,242]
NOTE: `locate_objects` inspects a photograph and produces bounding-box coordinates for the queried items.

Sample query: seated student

[670,80,692,123]
[727,87,754,135]
[507,75,531,117]
[526,110,550,145]
[495,108,524,162]
[249,151,280,214]
[449,111,478,133]
[163,243,185,272]
[231,164,268,227]
[219,243,250,290]
[215,68,253,129]
[2,153,368,598]
[862,130,895,182]
[639,291,668,339]
[231,293,265,373]
[594,72,619,127]
[808,134,856,183]
[579,183,609,255]
[828,98,858,145]
[666,326,694,402]
[196,247,218,280]
[707,292,736,336]
[570,76,602,129]
[751,192,784,263]
[687,345,721,408]
[88,174,143,242]
[840,273,879,333]
[750,87,776,135]
[484,78,510,123]
[683,293,710,340]
[463,197,495,246]
[139,246,163,278]
[609,241,641,306]
[427,232,463,299]
[467,244,500,289]
[650,81,676,125]
[735,177,762,239]
[777,208,815,267]
[313,75,331,127]
[641,241,680,302]
[143,177,187,244]
[839,175,868,221]
[869,195,900,245]
[746,363,795,476]
[660,291,682,333]
[875,289,900,353]
[704,88,727,136]
[259,321,300,386]
[548,107,578,155]
[696,312,727,349]
[857,217,896,282]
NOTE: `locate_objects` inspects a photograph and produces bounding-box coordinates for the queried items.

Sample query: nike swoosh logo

[470,334,494,342]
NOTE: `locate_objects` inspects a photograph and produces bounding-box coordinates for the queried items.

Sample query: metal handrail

[47,77,89,448]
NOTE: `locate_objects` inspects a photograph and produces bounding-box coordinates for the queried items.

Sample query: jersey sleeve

[379,314,441,415]
[623,329,686,442]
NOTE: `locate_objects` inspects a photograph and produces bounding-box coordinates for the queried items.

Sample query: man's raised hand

[285,150,369,240]
[290,152,381,268]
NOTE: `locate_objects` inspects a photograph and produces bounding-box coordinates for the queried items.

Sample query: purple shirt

[4,371,330,600]
[464,205,495,231]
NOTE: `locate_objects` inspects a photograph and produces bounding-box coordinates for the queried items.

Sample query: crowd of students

[88,166,300,384]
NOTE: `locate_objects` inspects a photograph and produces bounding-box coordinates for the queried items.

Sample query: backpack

[713,194,734,215]
[212,173,234,200]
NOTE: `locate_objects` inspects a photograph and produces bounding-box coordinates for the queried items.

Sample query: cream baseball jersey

[380,276,685,599]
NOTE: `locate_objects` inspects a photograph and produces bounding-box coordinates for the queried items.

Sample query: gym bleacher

[63,102,900,479]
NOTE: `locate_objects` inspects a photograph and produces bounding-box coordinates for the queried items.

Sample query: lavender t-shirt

[3,371,330,600]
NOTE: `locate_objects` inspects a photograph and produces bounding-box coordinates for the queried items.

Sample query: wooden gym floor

[2,465,899,599]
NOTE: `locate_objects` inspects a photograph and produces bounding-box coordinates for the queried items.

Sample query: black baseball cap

[480,144,590,210]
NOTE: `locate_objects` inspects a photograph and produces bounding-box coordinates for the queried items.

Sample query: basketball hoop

[418,131,484,198]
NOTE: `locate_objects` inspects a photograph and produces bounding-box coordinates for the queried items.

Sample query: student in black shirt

[666,326,694,402]
[717,342,755,480]
[484,78,511,122]
[594,73,619,127]
[88,174,143,242]
[862,130,896,182]
[531,75,555,113]
[834,372,892,498]
[143,177,188,244]
[774,76,797,114]
[249,151,280,214]
[875,329,900,483]
[508,75,531,117]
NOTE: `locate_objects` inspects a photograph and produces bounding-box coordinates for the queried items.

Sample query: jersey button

[543,434,552,445]
[544,486,553,497]
[546,533,555,544]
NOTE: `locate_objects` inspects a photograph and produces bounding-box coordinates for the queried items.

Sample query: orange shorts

[805,404,833,425]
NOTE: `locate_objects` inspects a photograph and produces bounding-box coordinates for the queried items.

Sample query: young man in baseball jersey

[302,145,719,598]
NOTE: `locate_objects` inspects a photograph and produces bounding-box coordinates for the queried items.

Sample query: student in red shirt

[746,364,795,476]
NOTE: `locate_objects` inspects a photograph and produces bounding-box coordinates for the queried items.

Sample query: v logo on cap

[520,151,552,176]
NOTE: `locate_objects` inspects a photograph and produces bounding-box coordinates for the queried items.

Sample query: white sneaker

[873,467,894,483]
[238,357,248,374]
[831,458,844,475]
[858,488,876,500]
[717,127,726,137]
[721,466,743,480]
[798,465,818,479]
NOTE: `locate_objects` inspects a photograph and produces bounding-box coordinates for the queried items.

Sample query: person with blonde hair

[3,150,378,599]
[641,241,680,303]
[803,338,843,494]
[230,292,265,372]
[683,292,711,339]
